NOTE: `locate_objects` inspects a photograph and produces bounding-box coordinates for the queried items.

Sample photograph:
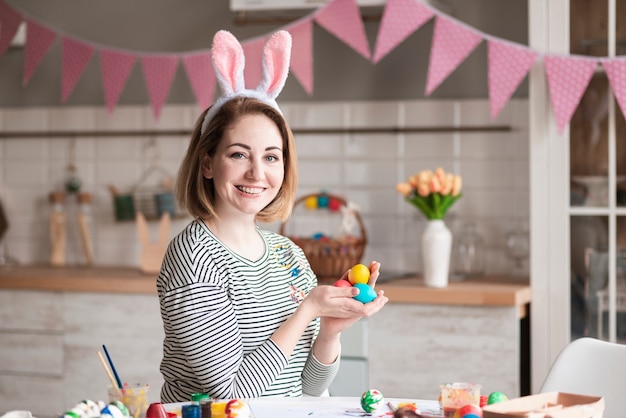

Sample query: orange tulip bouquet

[395,167,463,220]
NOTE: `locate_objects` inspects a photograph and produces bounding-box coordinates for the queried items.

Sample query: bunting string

[0,0,624,133]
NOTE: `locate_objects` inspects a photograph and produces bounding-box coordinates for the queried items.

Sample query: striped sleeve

[301,348,341,396]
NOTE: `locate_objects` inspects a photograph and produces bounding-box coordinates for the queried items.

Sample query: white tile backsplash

[0,99,529,277]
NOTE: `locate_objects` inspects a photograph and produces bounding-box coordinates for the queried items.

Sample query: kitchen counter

[0,266,530,312]
[377,275,531,317]
[0,265,157,294]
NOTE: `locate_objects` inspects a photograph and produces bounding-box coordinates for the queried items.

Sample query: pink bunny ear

[211,30,245,96]
[257,30,291,99]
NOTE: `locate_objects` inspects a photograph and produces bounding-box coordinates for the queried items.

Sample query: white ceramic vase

[421,219,452,288]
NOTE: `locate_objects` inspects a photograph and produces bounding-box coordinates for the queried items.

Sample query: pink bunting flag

[182,51,215,110]
[23,18,57,86]
[140,54,179,120]
[425,16,483,96]
[601,57,626,119]
[242,37,265,89]
[372,0,433,64]
[61,37,95,103]
[544,55,597,134]
[287,18,314,95]
[0,1,22,59]
[100,49,136,114]
[488,39,538,119]
[314,0,371,60]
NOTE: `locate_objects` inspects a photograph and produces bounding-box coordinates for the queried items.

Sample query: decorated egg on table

[454,404,482,418]
[100,404,126,418]
[225,399,250,418]
[353,283,377,303]
[360,389,384,413]
[487,391,508,405]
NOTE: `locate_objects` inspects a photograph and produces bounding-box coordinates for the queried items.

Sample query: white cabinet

[0,290,164,418]
[329,319,368,396]
[368,303,524,400]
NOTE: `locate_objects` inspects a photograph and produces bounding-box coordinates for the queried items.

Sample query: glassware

[505,222,530,276]
[452,222,485,280]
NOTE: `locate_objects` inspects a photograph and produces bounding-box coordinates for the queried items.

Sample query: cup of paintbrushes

[108,383,150,418]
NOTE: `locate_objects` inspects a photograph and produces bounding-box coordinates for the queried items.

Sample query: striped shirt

[157,219,339,402]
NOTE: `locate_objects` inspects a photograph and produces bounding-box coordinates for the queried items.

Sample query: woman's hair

[176,96,298,223]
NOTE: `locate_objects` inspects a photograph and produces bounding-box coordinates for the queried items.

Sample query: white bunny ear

[212,30,245,96]
[257,30,291,99]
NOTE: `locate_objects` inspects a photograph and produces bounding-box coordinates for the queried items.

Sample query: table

[164,397,443,418]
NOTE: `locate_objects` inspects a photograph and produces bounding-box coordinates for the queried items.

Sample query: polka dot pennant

[425,15,483,96]
[372,0,434,64]
[61,37,95,103]
[140,54,179,120]
[601,57,626,120]
[544,55,598,134]
[314,0,371,60]
[100,49,136,114]
[23,18,57,86]
[488,39,538,120]
[182,51,216,111]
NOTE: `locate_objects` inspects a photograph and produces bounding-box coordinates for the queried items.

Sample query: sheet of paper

[247,397,443,418]
[164,397,443,418]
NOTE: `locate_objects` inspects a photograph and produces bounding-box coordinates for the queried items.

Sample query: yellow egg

[348,263,370,285]
[304,196,318,210]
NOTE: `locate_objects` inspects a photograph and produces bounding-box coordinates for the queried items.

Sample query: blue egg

[353,283,376,303]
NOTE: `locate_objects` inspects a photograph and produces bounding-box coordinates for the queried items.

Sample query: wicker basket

[279,193,367,281]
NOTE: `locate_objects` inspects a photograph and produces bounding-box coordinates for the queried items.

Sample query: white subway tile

[295,135,343,157]
[48,108,96,131]
[298,161,342,187]
[4,108,48,132]
[344,134,397,158]
[345,161,398,187]
[5,138,49,160]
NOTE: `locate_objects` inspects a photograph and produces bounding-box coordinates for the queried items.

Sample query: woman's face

[202,113,285,219]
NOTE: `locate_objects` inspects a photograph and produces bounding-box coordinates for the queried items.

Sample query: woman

[156,30,388,402]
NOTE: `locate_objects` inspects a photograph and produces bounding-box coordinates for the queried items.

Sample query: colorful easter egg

[328,198,342,212]
[318,195,329,208]
[353,283,377,303]
[360,389,384,413]
[109,401,130,417]
[457,404,482,418]
[348,263,370,285]
[487,391,508,405]
[225,399,250,418]
[333,279,352,287]
[305,196,318,209]
[101,404,125,418]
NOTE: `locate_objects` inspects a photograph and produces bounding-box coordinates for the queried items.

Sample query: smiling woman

[155,30,388,403]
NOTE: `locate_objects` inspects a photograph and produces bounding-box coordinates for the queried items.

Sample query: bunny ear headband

[200,30,292,134]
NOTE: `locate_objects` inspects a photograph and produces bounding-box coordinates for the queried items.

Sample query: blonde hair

[176,97,298,223]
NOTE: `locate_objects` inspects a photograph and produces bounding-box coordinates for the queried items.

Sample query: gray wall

[0,0,528,107]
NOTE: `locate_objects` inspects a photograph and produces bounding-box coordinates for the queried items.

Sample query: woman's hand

[318,261,388,335]
[310,261,388,364]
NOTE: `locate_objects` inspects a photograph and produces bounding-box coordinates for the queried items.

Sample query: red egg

[333,279,352,287]
[328,198,342,212]
[457,404,482,418]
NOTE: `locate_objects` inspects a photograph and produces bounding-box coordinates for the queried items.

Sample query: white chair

[540,337,626,418]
